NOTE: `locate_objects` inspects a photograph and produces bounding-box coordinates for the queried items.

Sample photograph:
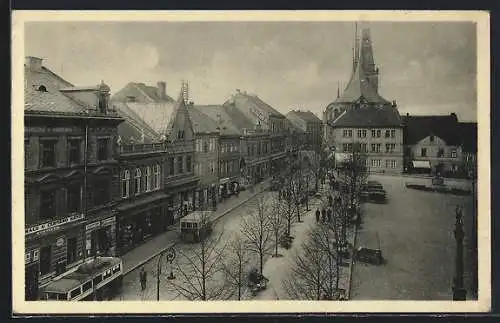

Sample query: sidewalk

[122,179,271,275]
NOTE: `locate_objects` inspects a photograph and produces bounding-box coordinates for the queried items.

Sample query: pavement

[116,179,271,300]
[350,174,476,300]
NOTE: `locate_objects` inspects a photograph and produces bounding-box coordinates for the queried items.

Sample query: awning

[412,160,431,169]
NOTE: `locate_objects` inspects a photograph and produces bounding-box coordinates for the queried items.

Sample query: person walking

[315,208,320,223]
[327,208,332,222]
[140,267,147,291]
[321,208,327,223]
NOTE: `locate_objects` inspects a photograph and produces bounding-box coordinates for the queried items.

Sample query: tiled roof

[113,101,163,142]
[402,114,460,146]
[117,100,177,137]
[288,110,322,123]
[187,106,220,134]
[458,122,477,153]
[191,105,241,136]
[332,104,402,128]
[132,82,174,102]
[24,66,89,114]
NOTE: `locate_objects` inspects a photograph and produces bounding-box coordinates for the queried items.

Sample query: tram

[41,257,123,301]
[180,211,214,243]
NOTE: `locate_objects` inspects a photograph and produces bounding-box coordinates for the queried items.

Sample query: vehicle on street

[354,232,384,266]
[180,211,214,243]
[361,181,387,203]
[248,268,269,296]
[41,257,123,301]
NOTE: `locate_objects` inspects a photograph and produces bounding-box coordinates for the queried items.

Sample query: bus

[41,257,123,301]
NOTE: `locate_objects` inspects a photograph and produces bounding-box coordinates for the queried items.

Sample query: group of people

[315,194,342,224]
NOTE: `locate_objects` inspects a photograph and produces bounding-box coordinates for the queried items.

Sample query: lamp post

[452,205,467,301]
[157,247,176,301]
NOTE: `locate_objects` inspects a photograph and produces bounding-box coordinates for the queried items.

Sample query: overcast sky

[25,21,477,121]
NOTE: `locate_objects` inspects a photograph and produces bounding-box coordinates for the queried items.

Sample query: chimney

[157,81,166,100]
[25,56,43,72]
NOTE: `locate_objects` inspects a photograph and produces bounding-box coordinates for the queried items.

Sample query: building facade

[112,85,199,255]
[323,26,404,173]
[286,110,323,151]
[24,56,123,300]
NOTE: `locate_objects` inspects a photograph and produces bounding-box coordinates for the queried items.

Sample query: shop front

[164,178,199,220]
[84,215,116,258]
[25,214,87,299]
[116,194,170,256]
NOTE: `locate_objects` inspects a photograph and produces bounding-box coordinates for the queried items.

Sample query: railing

[119,140,194,155]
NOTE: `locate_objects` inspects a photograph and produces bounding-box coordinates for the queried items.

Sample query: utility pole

[452,205,467,301]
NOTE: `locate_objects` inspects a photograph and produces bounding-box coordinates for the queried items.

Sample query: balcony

[119,140,194,156]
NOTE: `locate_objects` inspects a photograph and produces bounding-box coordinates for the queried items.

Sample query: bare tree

[282,223,341,300]
[240,194,273,274]
[281,175,298,238]
[222,233,250,300]
[268,193,287,257]
[168,213,232,300]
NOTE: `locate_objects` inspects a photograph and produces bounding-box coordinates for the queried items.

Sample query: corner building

[324,27,404,174]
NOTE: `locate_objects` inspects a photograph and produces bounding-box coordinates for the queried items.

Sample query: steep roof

[187,106,221,134]
[130,82,174,102]
[402,114,461,146]
[191,105,241,136]
[333,28,390,105]
[333,104,402,128]
[24,65,90,114]
[113,101,162,143]
[287,110,322,123]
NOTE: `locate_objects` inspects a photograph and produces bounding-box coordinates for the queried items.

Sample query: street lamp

[157,247,176,301]
[452,205,467,301]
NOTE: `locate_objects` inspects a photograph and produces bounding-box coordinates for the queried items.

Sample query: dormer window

[37,85,47,92]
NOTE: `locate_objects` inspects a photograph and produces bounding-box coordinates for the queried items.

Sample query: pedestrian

[140,267,147,291]
[321,209,327,223]
[327,208,332,222]
[315,209,320,223]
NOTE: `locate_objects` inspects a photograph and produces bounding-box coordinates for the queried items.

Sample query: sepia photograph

[12,10,490,314]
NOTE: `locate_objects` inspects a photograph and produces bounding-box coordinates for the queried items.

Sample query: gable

[167,100,195,143]
[416,135,448,146]
[112,83,152,103]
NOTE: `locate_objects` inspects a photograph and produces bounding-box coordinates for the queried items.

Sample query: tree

[268,193,287,257]
[222,233,250,300]
[240,194,273,274]
[168,213,232,300]
[281,175,298,239]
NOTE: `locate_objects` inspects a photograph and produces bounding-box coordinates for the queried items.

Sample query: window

[67,237,77,265]
[94,178,110,206]
[357,129,363,138]
[343,129,352,137]
[391,160,397,168]
[121,170,130,198]
[421,148,427,157]
[361,143,367,153]
[203,141,209,153]
[451,149,457,158]
[68,139,81,164]
[67,184,81,214]
[39,245,52,276]
[371,144,376,153]
[371,159,381,167]
[385,143,396,153]
[177,156,184,173]
[385,130,391,138]
[437,148,445,158]
[97,138,108,161]
[186,155,192,172]
[247,146,251,156]
[168,157,175,175]
[391,129,396,138]
[40,190,56,220]
[134,168,142,194]
[40,139,57,168]
[371,129,376,137]
[371,144,381,153]
[70,287,81,299]
[342,144,348,152]
[154,164,161,189]
[178,130,185,139]
[82,281,92,292]
[430,135,434,142]
[145,166,152,192]
[376,130,381,138]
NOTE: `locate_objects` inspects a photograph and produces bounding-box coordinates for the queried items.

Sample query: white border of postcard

[12,10,491,314]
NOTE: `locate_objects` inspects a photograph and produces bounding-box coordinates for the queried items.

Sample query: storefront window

[39,245,52,276]
[66,236,78,265]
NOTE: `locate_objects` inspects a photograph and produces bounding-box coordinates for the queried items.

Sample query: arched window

[145,166,152,192]
[134,168,142,195]
[121,170,130,198]
[154,164,161,189]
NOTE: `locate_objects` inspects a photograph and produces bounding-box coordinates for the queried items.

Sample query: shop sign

[85,221,101,231]
[56,237,65,247]
[101,216,115,227]
[25,214,84,236]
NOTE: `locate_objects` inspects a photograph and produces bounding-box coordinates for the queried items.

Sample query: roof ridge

[132,83,156,103]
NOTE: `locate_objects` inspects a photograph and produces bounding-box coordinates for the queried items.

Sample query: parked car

[354,247,384,265]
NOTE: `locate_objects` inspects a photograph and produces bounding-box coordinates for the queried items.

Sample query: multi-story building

[323,27,404,173]
[187,105,220,209]
[195,105,244,194]
[221,90,288,184]
[24,56,124,300]
[111,85,199,255]
[286,110,323,151]
[402,113,476,176]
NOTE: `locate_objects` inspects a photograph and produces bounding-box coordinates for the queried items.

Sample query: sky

[24,21,477,122]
